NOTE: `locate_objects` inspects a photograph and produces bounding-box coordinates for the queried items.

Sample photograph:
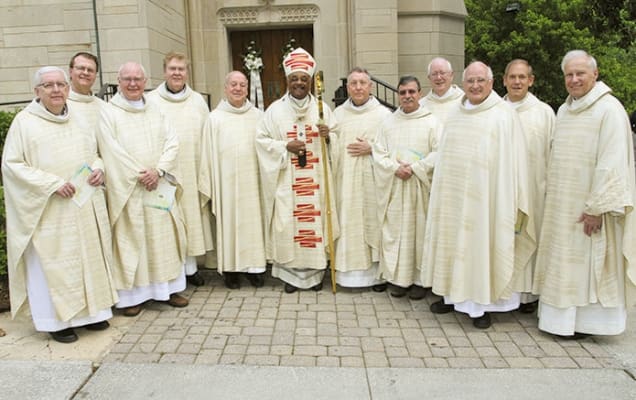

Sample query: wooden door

[230,28,314,108]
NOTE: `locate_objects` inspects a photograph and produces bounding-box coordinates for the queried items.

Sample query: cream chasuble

[333,97,391,281]
[505,92,555,294]
[147,83,213,257]
[419,85,464,123]
[422,92,536,305]
[2,99,117,321]
[67,88,107,130]
[255,94,339,285]
[199,99,267,272]
[373,105,442,287]
[534,82,636,335]
[97,93,187,290]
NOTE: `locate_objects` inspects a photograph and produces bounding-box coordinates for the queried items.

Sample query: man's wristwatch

[157,169,165,177]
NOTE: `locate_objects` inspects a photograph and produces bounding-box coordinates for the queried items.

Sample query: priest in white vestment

[147,52,212,287]
[534,50,636,338]
[256,48,339,293]
[422,62,536,329]
[333,67,391,290]
[97,62,189,317]
[2,67,118,343]
[419,57,464,124]
[503,59,555,314]
[200,71,267,289]
[373,76,442,299]
[66,52,107,129]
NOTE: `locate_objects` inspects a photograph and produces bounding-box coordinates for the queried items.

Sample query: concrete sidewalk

[1,269,635,399]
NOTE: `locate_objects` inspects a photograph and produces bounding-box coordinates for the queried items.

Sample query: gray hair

[561,50,597,73]
[504,59,533,77]
[117,62,147,78]
[347,66,371,81]
[32,66,68,88]
[224,70,247,86]
[427,58,453,75]
[462,61,493,81]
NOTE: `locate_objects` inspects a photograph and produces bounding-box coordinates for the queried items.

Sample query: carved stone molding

[218,8,259,25]
[218,5,319,26]
[279,6,319,22]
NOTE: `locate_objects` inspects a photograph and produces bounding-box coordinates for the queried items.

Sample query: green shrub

[0,110,18,277]
[0,110,18,162]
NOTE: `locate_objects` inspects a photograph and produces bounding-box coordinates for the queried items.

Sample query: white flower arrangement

[243,41,263,73]
[280,37,297,69]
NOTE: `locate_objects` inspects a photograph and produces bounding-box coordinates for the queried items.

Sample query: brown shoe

[123,305,142,317]
[167,293,189,308]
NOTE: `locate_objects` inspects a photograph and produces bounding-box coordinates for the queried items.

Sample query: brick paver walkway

[102,270,621,370]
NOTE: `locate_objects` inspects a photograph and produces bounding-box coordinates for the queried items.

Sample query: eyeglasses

[465,78,490,85]
[120,77,145,84]
[37,82,68,91]
[429,71,450,78]
[73,66,96,74]
[398,89,418,95]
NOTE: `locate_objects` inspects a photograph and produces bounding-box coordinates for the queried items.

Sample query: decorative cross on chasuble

[294,229,322,248]
[287,124,320,169]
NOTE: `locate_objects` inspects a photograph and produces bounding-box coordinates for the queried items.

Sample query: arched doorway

[230,28,313,109]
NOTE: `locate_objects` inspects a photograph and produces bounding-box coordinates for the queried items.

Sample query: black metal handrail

[96,83,118,101]
[332,75,398,111]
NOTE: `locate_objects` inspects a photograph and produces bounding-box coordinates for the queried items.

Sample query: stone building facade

[0,0,466,107]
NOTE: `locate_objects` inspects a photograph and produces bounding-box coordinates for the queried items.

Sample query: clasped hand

[139,168,160,191]
[55,168,104,198]
[395,160,412,180]
[347,137,371,156]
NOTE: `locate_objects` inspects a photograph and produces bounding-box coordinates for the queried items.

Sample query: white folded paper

[143,178,177,211]
[70,163,97,208]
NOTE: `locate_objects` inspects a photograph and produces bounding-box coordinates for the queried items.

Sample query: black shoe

[408,285,427,300]
[518,300,538,314]
[390,285,408,298]
[430,300,454,314]
[50,328,78,343]
[284,283,298,293]
[372,283,387,292]
[84,321,110,331]
[224,273,240,289]
[554,332,591,340]
[186,271,205,287]
[472,313,492,329]
[246,272,265,288]
[312,282,323,291]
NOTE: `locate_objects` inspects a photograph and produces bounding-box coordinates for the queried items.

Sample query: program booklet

[143,178,177,211]
[70,163,96,208]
